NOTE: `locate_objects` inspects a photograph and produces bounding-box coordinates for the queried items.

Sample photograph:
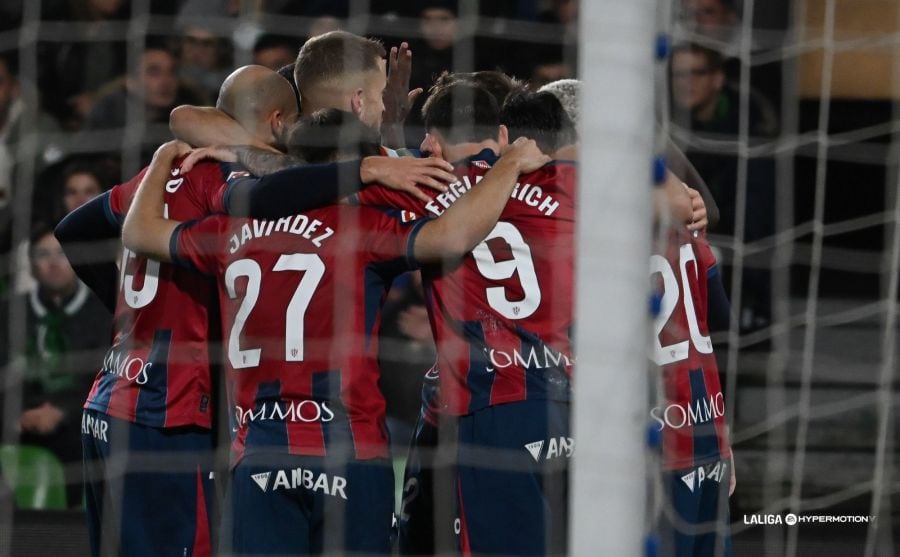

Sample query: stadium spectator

[403,5,462,145]
[177,24,231,104]
[671,42,776,338]
[52,159,110,224]
[60,163,105,213]
[0,52,64,210]
[677,0,785,115]
[308,15,343,38]
[670,43,776,139]
[538,0,577,25]
[409,1,458,94]
[681,0,740,46]
[37,0,130,129]
[30,157,112,226]
[252,34,298,71]
[529,58,574,89]
[0,223,111,507]
[525,2,577,91]
[86,40,199,131]
[83,39,203,164]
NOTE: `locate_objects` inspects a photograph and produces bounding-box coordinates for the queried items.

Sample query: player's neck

[552,144,578,161]
[442,140,499,163]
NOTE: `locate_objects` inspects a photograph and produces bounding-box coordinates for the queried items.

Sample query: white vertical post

[571,1,656,556]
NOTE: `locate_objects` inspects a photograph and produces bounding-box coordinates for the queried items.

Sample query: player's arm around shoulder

[413,137,550,263]
[170,105,273,151]
[122,140,193,262]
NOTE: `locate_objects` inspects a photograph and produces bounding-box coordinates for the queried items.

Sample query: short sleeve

[360,207,430,270]
[170,214,231,275]
[171,158,229,216]
[108,167,150,220]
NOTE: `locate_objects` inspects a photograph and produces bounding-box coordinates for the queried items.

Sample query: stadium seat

[0,445,67,510]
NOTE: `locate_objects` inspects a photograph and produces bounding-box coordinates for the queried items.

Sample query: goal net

[0,1,895,556]
[639,0,897,555]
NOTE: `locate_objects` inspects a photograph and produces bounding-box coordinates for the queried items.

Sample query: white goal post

[571,0,657,555]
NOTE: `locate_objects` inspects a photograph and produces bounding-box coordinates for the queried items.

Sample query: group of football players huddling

[57,29,733,557]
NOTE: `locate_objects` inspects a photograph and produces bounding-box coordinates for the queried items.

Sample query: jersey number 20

[650,244,713,366]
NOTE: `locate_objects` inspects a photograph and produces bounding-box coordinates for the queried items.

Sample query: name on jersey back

[423,175,560,218]
[229,215,335,254]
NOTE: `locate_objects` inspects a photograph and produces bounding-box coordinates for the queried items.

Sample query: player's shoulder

[527,160,578,182]
[177,157,234,184]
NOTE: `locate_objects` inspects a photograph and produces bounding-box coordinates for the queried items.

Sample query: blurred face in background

[181,28,220,70]
[684,0,736,34]
[30,234,77,295]
[530,63,573,89]
[87,0,123,18]
[138,49,178,109]
[421,8,457,51]
[63,172,103,213]
[0,59,18,127]
[309,16,341,39]
[553,0,577,24]
[671,50,723,114]
[254,46,296,71]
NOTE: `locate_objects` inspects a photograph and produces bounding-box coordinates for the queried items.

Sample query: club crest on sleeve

[401,210,419,223]
[227,170,251,181]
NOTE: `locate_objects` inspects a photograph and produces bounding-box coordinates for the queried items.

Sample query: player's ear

[268,109,290,144]
[421,133,444,160]
[420,133,441,158]
[497,125,509,148]
[270,109,284,134]
[350,90,364,117]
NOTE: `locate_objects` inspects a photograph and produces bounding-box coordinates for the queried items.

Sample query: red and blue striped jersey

[354,150,576,416]
[171,205,424,464]
[83,160,230,429]
[650,229,731,469]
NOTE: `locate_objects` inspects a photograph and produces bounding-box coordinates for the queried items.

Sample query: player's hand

[686,187,708,231]
[729,458,736,497]
[383,42,423,126]
[154,139,193,162]
[181,145,239,173]
[499,137,552,174]
[19,402,64,435]
[361,156,455,203]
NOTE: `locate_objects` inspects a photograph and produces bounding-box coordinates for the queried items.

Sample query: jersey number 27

[225,254,325,369]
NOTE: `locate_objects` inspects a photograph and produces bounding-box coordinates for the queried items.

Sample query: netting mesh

[0,1,895,556]
[662,0,898,555]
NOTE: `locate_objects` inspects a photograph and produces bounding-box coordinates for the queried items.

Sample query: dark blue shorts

[81,409,215,557]
[455,399,571,556]
[398,414,464,556]
[221,452,395,555]
[660,459,732,557]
